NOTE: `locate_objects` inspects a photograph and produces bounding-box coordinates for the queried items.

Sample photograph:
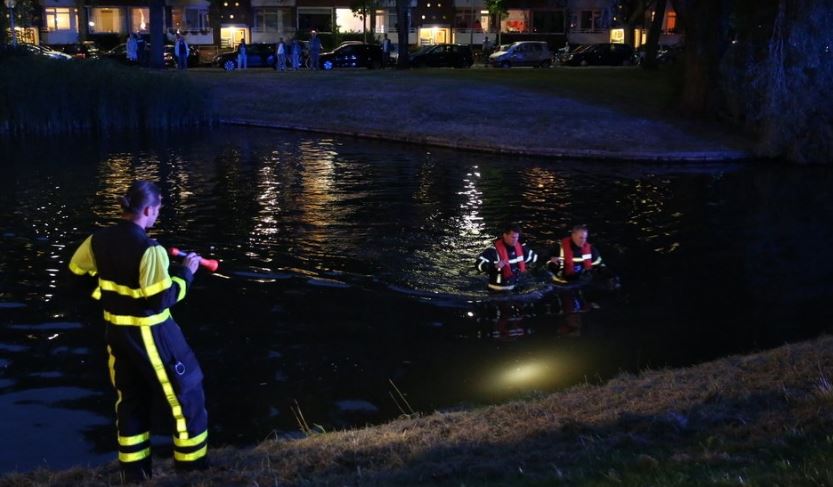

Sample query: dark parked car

[562,43,636,66]
[320,43,383,70]
[2,43,73,60]
[213,43,276,71]
[165,44,201,67]
[636,43,684,65]
[102,43,196,67]
[410,43,473,68]
[61,41,100,60]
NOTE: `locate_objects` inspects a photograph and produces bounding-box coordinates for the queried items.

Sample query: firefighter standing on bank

[69,180,208,481]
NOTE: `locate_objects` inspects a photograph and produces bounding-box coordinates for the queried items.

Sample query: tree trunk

[677,0,731,116]
[77,2,88,42]
[642,0,667,69]
[1,4,7,45]
[395,0,409,68]
[369,5,376,40]
[362,4,367,43]
[149,0,165,69]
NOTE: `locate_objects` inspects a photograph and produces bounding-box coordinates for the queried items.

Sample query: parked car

[562,43,636,66]
[555,43,587,64]
[165,44,201,67]
[7,43,73,60]
[320,43,383,70]
[102,43,185,67]
[213,43,277,71]
[636,43,684,65]
[410,43,473,68]
[488,41,552,68]
[61,41,100,60]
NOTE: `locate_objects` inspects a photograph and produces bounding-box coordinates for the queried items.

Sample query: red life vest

[494,239,526,279]
[561,237,592,276]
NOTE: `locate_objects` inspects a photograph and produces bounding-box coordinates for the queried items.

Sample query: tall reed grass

[0,56,212,136]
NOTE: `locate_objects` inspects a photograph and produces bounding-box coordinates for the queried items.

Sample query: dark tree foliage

[720,0,832,163]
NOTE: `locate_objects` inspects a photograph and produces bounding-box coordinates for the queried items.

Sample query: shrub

[0,55,213,136]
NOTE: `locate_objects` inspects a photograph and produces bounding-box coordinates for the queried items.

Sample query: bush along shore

[0,57,212,136]
[3,335,832,486]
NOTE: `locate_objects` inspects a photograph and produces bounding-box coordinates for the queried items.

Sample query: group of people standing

[477,223,604,291]
[125,32,190,69]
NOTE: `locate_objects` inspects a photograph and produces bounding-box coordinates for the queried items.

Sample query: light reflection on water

[1,128,833,472]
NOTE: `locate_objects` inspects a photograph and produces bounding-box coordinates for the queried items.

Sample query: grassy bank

[191,67,751,161]
[0,58,211,136]
[4,335,832,486]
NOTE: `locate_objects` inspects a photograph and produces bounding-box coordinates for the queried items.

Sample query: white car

[489,41,552,68]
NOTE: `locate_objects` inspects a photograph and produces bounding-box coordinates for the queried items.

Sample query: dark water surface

[1,128,832,472]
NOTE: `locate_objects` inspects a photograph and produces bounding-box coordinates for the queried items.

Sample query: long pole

[469,0,473,45]
[9,5,17,46]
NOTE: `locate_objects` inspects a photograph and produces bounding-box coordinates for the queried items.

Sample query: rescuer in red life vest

[548,223,603,284]
[476,223,538,291]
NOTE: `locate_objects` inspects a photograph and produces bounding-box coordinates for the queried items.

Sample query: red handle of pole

[170,247,219,272]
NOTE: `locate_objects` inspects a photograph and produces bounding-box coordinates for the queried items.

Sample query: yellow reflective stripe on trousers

[173,430,207,448]
[98,277,172,299]
[107,346,123,427]
[140,327,188,437]
[171,276,187,303]
[174,445,207,462]
[119,448,151,462]
[118,432,150,446]
[103,309,170,326]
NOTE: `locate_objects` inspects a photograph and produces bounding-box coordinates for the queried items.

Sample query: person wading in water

[69,180,209,481]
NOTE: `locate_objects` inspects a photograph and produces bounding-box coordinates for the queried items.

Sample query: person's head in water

[119,180,162,230]
[501,223,521,247]
[570,224,589,247]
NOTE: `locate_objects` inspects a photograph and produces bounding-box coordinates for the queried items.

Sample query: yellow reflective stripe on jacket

[103,309,171,327]
[118,432,150,446]
[174,445,208,462]
[172,276,187,303]
[140,327,188,437]
[119,448,151,463]
[173,430,207,448]
[92,287,102,300]
[69,261,97,277]
[98,276,172,299]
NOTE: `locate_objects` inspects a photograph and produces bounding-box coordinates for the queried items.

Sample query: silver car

[488,41,552,68]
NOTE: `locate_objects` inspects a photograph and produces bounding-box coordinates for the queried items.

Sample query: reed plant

[0,56,212,136]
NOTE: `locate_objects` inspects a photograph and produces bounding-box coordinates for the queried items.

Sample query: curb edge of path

[220,118,754,163]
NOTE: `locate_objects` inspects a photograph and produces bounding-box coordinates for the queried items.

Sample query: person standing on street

[237,39,248,70]
[382,33,392,67]
[175,33,189,70]
[276,37,287,71]
[309,30,321,70]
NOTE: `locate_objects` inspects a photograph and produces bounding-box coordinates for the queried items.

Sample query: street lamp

[4,0,16,46]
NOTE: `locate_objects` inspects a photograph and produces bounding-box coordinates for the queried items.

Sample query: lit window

[44,8,72,31]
